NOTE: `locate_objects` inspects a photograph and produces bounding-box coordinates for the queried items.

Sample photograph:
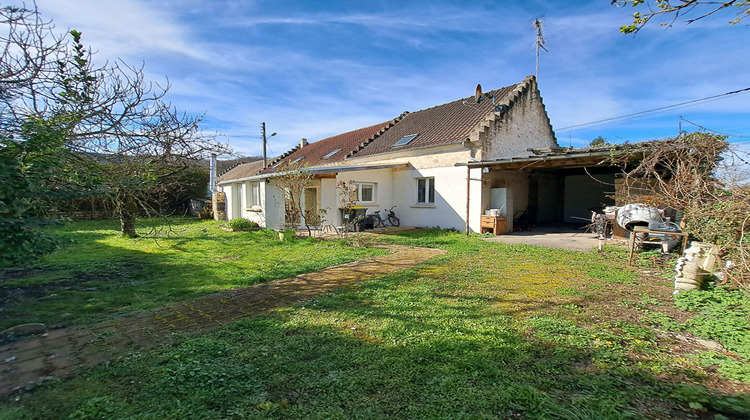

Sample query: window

[322,148,342,159]
[393,134,418,148]
[292,156,305,163]
[355,182,377,203]
[416,177,435,204]
[245,181,261,207]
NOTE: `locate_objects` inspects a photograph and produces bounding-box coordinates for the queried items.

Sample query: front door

[232,184,242,219]
[303,187,320,226]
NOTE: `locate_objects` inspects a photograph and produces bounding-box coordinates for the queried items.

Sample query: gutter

[217,163,409,186]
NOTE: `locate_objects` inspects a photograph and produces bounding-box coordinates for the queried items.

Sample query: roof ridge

[346,112,409,159]
[264,145,301,170]
[403,81,521,116]
[466,76,544,144]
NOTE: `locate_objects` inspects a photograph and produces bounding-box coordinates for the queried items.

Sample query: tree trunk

[120,214,138,237]
[119,199,139,237]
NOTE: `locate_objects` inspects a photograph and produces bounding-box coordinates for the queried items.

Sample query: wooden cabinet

[480,215,507,235]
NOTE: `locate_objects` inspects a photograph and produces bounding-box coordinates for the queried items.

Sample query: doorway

[303,187,320,226]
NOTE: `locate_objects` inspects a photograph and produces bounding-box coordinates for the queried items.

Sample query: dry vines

[612,132,750,289]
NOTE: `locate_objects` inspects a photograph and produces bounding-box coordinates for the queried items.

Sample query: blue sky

[32,0,750,156]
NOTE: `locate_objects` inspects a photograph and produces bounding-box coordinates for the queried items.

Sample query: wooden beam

[465,165,470,236]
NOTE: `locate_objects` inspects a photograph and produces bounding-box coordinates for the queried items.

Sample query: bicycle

[368,206,400,228]
[385,206,400,227]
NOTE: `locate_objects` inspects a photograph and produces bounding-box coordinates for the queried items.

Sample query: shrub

[227,218,258,231]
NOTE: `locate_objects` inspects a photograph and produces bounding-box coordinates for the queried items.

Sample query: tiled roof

[218,159,265,182]
[259,120,400,174]
[220,76,543,181]
[349,81,522,158]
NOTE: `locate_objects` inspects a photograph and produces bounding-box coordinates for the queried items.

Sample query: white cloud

[35,0,206,62]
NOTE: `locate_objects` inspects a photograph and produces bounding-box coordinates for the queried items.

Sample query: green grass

[2,228,750,418]
[0,218,386,330]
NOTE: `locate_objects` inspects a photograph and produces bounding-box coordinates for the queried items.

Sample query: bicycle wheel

[388,215,400,227]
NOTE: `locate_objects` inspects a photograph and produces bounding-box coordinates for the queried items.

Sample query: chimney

[208,153,217,195]
[300,138,308,148]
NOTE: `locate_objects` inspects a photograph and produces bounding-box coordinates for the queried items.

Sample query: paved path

[0,243,444,398]
[483,225,602,252]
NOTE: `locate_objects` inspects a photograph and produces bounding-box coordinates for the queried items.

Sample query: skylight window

[292,156,305,163]
[393,134,418,147]
[322,148,342,159]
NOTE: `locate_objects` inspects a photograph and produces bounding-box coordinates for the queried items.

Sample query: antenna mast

[533,18,548,80]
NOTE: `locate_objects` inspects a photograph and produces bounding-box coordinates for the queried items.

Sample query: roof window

[322,148,342,159]
[393,134,418,148]
[292,156,305,163]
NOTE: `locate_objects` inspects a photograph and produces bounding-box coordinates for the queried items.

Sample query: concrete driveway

[483,224,602,252]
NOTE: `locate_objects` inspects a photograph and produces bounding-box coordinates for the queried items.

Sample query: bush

[227,218,258,231]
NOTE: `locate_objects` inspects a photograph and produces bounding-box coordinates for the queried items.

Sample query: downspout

[461,140,479,162]
[462,140,478,236]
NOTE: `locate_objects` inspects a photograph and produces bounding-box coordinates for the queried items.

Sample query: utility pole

[261,122,277,169]
[533,18,548,81]
[261,122,268,169]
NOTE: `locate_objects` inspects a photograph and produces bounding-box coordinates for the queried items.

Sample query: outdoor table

[627,226,689,266]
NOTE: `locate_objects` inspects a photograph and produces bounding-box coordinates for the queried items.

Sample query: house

[216,75,570,233]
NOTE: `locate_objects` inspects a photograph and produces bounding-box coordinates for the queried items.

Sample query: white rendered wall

[239,181,267,227]
[335,168,395,222]
[391,165,483,232]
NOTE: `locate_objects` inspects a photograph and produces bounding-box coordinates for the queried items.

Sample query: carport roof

[456,145,646,170]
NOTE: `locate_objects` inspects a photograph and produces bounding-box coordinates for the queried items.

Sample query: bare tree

[274,161,318,237]
[612,0,750,33]
[1,4,227,242]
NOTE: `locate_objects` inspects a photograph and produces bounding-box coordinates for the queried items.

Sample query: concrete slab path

[0,242,444,398]
[483,224,603,252]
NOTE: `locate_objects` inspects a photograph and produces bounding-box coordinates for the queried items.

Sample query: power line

[680,117,750,139]
[556,87,750,132]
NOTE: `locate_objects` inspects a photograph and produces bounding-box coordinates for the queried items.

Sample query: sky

[27,0,750,157]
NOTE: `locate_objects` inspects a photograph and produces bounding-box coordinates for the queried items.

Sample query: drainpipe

[462,140,479,162]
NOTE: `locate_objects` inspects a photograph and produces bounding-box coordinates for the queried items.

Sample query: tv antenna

[533,18,548,80]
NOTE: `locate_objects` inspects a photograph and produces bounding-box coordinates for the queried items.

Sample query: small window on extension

[322,148,342,159]
[392,134,418,148]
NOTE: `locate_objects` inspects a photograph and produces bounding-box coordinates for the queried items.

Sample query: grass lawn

[2,224,750,418]
[0,218,386,330]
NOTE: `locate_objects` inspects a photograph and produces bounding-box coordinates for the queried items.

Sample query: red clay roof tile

[259,120,397,173]
[350,83,520,158]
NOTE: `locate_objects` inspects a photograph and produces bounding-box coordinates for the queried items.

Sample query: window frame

[355,182,377,204]
[416,177,435,205]
[245,181,261,209]
[393,134,419,148]
[322,148,342,159]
